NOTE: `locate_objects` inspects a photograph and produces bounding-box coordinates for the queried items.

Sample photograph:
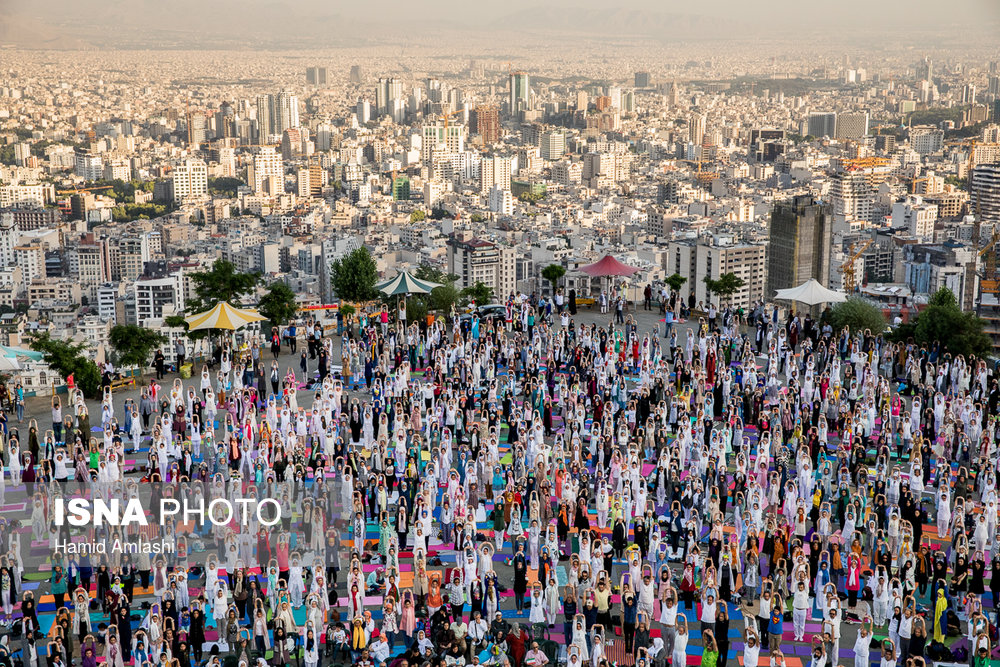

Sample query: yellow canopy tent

[184,302,266,331]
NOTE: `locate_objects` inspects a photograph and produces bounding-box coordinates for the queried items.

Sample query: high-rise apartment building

[103,158,131,181]
[666,238,767,310]
[281,128,303,160]
[917,57,933,81]
[171,158,208,203]
[963,83,977,104]
[186,112,207,144]
[255,92,299,139]
[273,91,299,134]
[447,234,515,298]
[971,163,1000,222]
[248,148,284,196]
[539,131,565,161]
[911,126,944,154]
[356,99,371,124]
[350,65,363,84]
[74,149,103,181]
[487,185,514,216]
[836,112,869,140]
[475,105,500,145]
[480,155,513,195]
[509,72,530,113]
[134,269,185,325]
[255,94,272,142]
[767,195,833,295]
[829,157,894,223]
[892,196,939,239]
[634,71,651,88]
[688,113,706,145]
[376,78,404,116]
[421,121,466,163]
[807,112,837,138]
[306,66,328,85]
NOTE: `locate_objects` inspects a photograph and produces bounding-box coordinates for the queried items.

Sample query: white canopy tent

[774,279,848,306]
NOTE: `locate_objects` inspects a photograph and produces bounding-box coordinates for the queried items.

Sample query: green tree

[428,283,460,313]
[111,203,171,222]
[404,296,429,324]
[410,209,426,222]
[330,247,378,303]
[108,325,167,369]
[207,176,246,197]
[176,260,261,340]
[665,273,687,293]
[29,333,102,398]
[188,259,261,312]
[541,264,567,293]
[414,263,459,284]
[828,298,887,334]
[892,287,991,358]
[414,263,460,313]
[703,272,745,303]
[518,191,545,203]
[258,281,299,326]
[461,281,494,307]
[470,213,485,223]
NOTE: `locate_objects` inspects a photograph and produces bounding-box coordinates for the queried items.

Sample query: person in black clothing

[188,607,206,664]
[612,517,628,559]
[991,554,1000,609]
[489,612,510,642]
[513,544,528,614]
[633,519,648,561]
[116,607,133,662]
[154,349,165,379]
[716,603,731,663]
[318,348,329,380]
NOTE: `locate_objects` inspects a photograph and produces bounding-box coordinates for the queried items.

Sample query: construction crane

[840,238,873,294]
[980,229,1000,283]
[439,109,461,130]
[911,176,932,194]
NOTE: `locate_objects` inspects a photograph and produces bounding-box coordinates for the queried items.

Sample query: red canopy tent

[579,255,640,277]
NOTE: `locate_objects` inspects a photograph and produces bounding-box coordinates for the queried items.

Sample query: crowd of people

[0,289,999,667]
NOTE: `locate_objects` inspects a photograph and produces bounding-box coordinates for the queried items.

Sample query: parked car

[460,303,507,323]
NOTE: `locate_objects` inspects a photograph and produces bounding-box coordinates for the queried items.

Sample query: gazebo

[579,255,640,278]
[184,302,267,331]
[375,271,442,296]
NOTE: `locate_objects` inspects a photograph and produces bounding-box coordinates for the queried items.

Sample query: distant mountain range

[490,7,745,39]
[0,2,745,49]
[0,1,994,50]
[0,0,379,49]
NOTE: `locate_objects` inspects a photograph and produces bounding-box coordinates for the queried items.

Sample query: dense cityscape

[2,43,1000,382]
[3,3,1000,667]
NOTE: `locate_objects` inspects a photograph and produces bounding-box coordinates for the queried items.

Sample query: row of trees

[329,247,495,323]
[23,253,995,399]
[824,287,991,358]
[661,272,747,304]
[29,260,302,397]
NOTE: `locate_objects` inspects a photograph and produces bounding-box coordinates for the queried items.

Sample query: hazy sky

[4,0,999,47]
